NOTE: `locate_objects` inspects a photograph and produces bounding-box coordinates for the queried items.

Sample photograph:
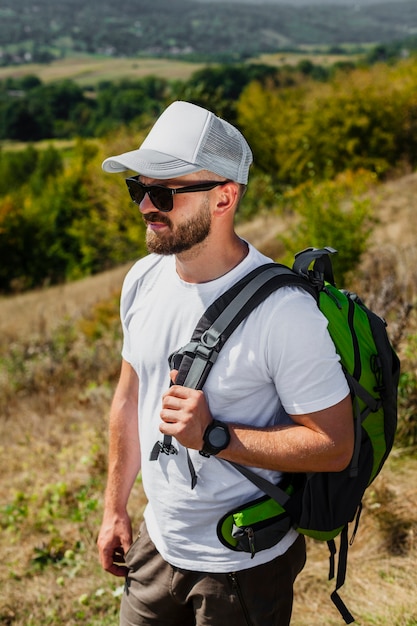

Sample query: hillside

[1,0,416,65]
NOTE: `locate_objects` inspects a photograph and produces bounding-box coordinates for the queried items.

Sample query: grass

[0,263,131,337]
[0,301,145,626]
[1,170,417,625]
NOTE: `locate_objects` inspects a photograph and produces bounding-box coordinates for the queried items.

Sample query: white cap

[102,101,253,184]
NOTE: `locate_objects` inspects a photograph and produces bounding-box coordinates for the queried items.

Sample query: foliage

[0,66,286,140]
[3,54,417,155]
[0,139,147,292]
[0,78,87,141]
[173,64,286,124]
[397,372,417,448]
[238,171,281,222]
[91,76,169,135]
[277,171,375,285]
[237,57,417,187]
[4,56,417,291]
[0,75,170,141]
[396,332,417,448]
[364,34,417,65]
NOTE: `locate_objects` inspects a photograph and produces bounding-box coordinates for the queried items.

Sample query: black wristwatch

[200,420,231,457]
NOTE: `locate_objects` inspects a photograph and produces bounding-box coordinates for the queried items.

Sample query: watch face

[201,420,230,457]
[209,425,229,448]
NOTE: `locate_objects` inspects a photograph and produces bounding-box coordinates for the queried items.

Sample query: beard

[144,199,212,255]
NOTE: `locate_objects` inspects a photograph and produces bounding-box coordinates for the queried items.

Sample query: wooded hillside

[1,0,417,64]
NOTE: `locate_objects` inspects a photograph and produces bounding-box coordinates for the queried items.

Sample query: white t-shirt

[120,243,349,572]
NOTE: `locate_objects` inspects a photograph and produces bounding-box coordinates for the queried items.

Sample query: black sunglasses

[125,176,230,212]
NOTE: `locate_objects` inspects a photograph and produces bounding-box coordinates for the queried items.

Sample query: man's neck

[175,237,249,284]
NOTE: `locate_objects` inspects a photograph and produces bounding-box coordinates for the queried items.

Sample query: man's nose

[137,191,156,213]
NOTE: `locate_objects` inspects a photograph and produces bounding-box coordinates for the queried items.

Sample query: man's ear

[213,182,239,216]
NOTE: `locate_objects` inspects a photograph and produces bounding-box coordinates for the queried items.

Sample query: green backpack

[166,247,400,623]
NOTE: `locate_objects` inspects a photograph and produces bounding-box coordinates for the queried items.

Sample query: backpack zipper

[228,572,254,626]
[323,285,342,308]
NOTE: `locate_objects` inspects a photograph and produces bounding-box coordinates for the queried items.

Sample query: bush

[277,170,375,285]
[0,139,147,292]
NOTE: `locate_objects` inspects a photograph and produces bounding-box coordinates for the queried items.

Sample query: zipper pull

[246,527,256,558]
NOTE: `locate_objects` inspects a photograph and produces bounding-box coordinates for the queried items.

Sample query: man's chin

[146,234,176,255]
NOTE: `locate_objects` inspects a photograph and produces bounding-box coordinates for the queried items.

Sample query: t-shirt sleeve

[265,287,350,415]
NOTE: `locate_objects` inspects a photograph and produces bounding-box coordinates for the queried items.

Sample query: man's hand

[160,384,213,450]
[97,510,133,577]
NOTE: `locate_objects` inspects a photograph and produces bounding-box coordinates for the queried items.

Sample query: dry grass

[293,453,417,625]
[1,171,417,625]
[0,263,132,338]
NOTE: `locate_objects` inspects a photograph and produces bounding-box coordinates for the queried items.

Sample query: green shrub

[277,170,375,285]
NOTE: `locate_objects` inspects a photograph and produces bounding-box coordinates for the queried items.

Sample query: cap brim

[102,148,202,179]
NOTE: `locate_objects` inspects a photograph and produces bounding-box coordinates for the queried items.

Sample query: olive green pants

[120,522,306,626]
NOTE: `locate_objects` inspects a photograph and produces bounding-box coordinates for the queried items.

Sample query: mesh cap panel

[196,115,252,183]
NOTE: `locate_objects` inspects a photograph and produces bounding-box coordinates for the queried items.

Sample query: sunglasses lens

[149,187,172,212]
[126,179,145,205]
[126,179,173,212]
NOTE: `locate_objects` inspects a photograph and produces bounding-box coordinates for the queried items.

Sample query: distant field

[0,55,208,85]
[252,49,360,66]
[0,51,357,86]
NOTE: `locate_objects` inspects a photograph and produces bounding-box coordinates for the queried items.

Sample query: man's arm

[97,359,141,577]
[159,386,354,473]
[220,394,354,472]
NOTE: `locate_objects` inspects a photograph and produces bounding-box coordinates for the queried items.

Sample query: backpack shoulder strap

[152,262,316,468]
[173,262,318,390]
[152,262,316,467]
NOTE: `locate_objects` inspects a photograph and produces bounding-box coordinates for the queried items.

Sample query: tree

[237,58,417,186]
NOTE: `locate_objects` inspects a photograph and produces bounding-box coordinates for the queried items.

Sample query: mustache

[143,212,172,226]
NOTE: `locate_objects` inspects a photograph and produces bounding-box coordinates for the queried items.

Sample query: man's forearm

[104,359,141,515]
[217,395,354,473]
[105,396,141,514]
[160,384,354,474]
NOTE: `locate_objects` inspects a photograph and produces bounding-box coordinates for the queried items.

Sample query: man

[97,100,353,626]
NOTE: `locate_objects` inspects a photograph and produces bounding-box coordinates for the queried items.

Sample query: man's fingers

[163,384,189,399]
[106,562,129,577]
[101,546,129,577]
